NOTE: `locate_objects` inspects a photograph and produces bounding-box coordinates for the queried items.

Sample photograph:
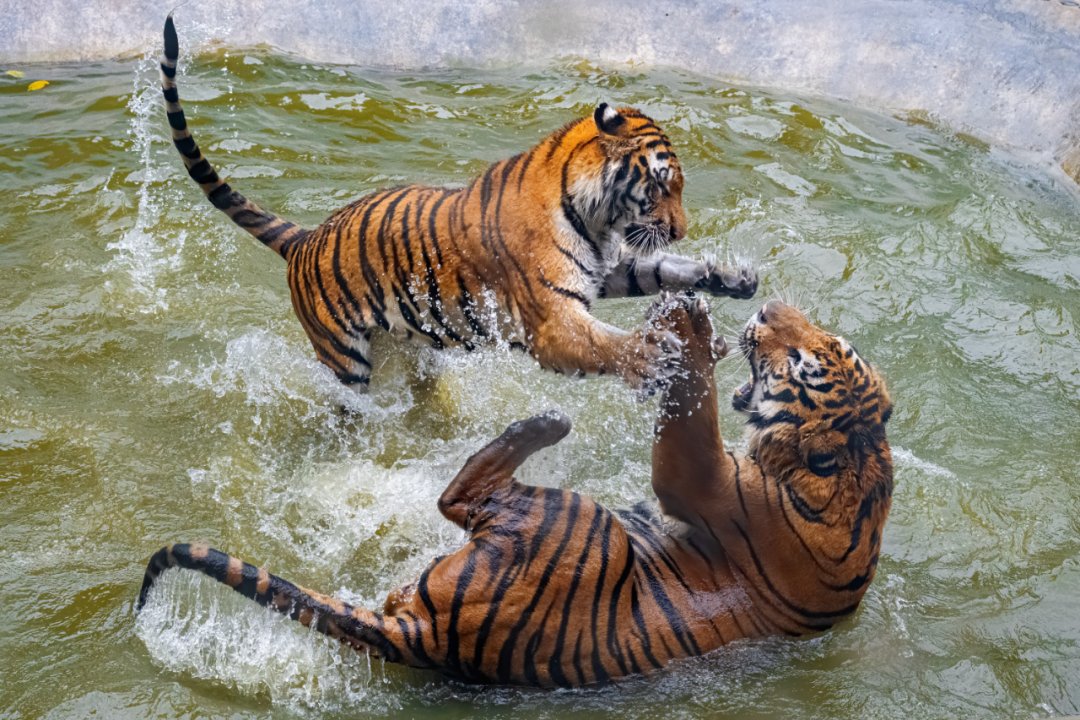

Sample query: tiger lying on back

[138,294,894,687]
[159,16,757,392]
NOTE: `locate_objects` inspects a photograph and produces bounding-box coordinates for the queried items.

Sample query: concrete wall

[2,0,1079,184]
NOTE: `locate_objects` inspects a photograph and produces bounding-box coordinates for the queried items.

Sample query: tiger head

[734,300,893,488]
[587,103,687,255]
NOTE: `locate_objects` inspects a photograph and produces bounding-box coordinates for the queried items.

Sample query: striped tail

[160,15,307,259]
[137,543,407,662]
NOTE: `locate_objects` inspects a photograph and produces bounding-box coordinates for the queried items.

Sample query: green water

[2,44,1080,720]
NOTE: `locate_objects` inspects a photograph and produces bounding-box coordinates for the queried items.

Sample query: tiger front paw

[647,292,727,370]
[618,326,683,399]
[696,260,758,299]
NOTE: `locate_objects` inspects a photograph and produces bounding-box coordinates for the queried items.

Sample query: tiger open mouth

[732,379,754,413]
[732,318,761,413]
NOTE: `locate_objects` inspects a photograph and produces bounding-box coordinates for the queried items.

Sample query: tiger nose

[761,300,785,322]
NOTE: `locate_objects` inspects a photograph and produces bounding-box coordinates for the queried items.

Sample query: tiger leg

[138,543,414,663]
[600,253,758,300]
[309,327,374,392]
[437,411,571,529]
[647,293,739,532]
[530,301,681,393]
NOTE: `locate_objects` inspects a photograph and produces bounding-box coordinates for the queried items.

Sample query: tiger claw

[691,297,709,319]
[712,334,729,360]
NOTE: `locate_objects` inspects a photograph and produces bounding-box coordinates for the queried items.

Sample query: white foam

[300,92,368,111]
[891,446,957,479]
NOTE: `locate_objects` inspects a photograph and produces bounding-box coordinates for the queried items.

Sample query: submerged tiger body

[159,16,756,392]
[139,294,894,687]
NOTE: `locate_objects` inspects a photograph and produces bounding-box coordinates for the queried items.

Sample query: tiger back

[160,15,758,393]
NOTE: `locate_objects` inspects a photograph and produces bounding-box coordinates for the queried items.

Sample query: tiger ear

[594,103,627,136]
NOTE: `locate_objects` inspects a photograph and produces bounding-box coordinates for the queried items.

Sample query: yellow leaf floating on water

[28,80,49,91]
[5,70,25,78]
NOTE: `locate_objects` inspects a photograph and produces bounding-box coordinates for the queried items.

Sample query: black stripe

[541,278,590,308]
[470,528,528,670]
[445,538,482,676]
[187,160,218,185]
[733,521,859,624]
[544,118,585,161]
[556,244,591,276]
[627,581,663,669]
[162,87,179,103]
[206,184,240,211]
[329,204,369,332]
[166,110,186,131]
[783,483,826,524]
[549,504,604,687]
[415,561,442,649]
[337,371,370,385]
[605,537,635,676]
[490,155,540,312]
[456,273,488,339]
[231,208,272,229]
[588,511,614,683]
[234,560,261,598]
[160,62,176,79]
[375,188,411,276]
[522,600,558,686]
[516,149,534,193]
[413,192,463,344]
[629,537,699,657]
[308,229,359,337]
[797,386,818,410]
[355,189,400,313]
[173,135,197,155]
[392,202,443,346]
[426,192,448,267]
[837,481,891,563]
[764,388,796,404]
[497,491,579,683]
[623,259,645,297]
[559,138,603,271]
[727,450,749,518]
[749,409,805,429]
[561,196,594,250]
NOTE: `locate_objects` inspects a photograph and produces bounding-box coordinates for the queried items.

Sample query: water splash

[891,446,957,480]
[102,10,246,312]
[103,51,184,311]
[135,569,401,714]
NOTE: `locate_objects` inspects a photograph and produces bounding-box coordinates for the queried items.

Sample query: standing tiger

[159,16,757,392]
[138,294,894,687]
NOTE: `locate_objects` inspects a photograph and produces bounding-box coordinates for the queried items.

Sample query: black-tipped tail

[159,16,307,259]
[137,543,405,661]
[163,14,179,61]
